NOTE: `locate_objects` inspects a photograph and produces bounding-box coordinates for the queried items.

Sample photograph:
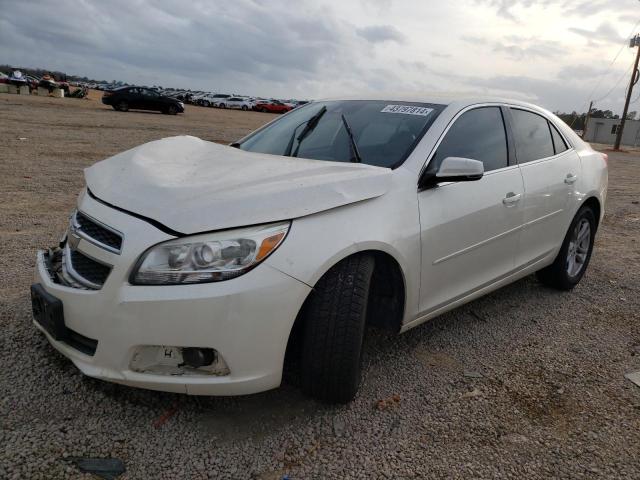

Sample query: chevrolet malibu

[31,96,608,403]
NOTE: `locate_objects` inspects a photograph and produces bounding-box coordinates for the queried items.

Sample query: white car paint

[33,95,608,396]
[219,97,252,109]
[85,136,392,234]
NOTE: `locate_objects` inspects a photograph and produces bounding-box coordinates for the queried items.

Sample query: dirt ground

[1,91,640,479]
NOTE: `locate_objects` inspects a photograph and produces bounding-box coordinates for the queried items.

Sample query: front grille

[69,250,111,288]
[75,211,122,253]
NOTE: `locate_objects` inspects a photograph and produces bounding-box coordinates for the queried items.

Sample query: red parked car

[254,100,292,114]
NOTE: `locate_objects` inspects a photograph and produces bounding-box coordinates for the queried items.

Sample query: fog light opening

[130,345,230,376]
[182,347,215,368]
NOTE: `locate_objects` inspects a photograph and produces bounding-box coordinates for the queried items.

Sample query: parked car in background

[102,86,184,114]
[25,75,40,90]
[31,95,607,403]
[255,99,292,113]
[210,94,232,107]
[196,94,222,107]
[220,96,253,110]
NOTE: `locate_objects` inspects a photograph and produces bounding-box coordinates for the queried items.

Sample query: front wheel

[536,206,596,290]
[167,104,178,115]
[241,105,248,111]
[116,100,128,112]
[300,254,375,403]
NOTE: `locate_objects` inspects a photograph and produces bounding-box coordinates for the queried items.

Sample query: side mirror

[419,156,484,189]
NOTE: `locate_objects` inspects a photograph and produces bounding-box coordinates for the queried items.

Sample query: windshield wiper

[284,106,327,157]
[340,114,363,164]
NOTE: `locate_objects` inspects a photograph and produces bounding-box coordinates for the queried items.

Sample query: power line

[592,62,634,103]
[583,19,640,104]
[571,20,640,128]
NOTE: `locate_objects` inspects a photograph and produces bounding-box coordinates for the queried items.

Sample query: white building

[583,118,640,146]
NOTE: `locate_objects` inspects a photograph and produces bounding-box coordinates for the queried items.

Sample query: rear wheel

[536,206,596,290]
[219,103,226,108]
[242,105,248,111]
[116,100,128,112]
[300,254,375,403]
[203,100,210,107]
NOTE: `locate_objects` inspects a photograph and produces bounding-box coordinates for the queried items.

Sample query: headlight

[131,221,290,285]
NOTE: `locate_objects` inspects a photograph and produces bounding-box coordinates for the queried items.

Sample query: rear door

[507,108,581,268]
[418,106,525,315]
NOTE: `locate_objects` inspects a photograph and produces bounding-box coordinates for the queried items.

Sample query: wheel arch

[581,196,601,231]
[285,248,407,361]
[283,247,407,384]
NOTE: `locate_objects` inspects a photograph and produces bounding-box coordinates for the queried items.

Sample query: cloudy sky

[1,0,639,113]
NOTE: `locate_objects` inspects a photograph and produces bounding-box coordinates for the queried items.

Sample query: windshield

[238,100,445,168]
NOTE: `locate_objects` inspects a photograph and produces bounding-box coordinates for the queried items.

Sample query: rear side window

[431,107,508,172]
[549,123,568,154]
[510,109,554,163]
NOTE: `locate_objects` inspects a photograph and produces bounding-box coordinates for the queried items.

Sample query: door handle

[502,192,521,206]
[564,173,578,185]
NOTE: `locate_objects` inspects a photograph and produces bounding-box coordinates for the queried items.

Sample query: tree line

[554,108,636,131]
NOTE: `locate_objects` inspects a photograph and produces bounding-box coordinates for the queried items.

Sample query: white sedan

[31,96,607,403]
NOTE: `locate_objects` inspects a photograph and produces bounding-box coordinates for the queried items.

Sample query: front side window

[510,109,555,163]
[430,107,508,173]
[239,100,445,168]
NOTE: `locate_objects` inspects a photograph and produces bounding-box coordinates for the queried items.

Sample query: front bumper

[33,192,310,395]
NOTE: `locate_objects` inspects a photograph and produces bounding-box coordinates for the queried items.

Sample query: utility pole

[615,34,640,150]
[583,100,593,139]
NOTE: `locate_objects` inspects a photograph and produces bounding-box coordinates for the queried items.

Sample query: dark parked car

[102,87,184,114]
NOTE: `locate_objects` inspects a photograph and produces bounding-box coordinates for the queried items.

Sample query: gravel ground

[1,92,640,479]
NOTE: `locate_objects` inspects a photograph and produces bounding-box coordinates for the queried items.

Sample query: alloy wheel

[566,218,590,277]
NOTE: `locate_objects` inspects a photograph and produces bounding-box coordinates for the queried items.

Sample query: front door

[418,106,525,315]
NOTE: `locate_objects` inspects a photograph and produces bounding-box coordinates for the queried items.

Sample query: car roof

[317,93,549,113]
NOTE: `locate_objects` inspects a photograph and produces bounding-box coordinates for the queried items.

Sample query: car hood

[85,136,392,234]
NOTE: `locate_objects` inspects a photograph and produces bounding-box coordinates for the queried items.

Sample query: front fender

[264,175,421,325]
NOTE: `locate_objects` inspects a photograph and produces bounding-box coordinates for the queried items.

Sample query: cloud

[569,21,627,45]
[356,25,405,43]
[475,0,640,22]
[556,64,611,80]
[0,0,634,113]
[492,38,562,60]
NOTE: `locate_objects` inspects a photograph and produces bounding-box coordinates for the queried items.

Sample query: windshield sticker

[381,105,433,116]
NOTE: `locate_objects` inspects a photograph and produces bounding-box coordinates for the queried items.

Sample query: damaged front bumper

[32,193,311,395]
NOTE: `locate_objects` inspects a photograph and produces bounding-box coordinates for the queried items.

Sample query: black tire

[242,105,248,111]
[219,103,226,109]
[300,254,375,403]
[536,206,596,290]
[203,101,210,107]
[167,104,178,115]
[116,100,128,112]
[261,108,268,113]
